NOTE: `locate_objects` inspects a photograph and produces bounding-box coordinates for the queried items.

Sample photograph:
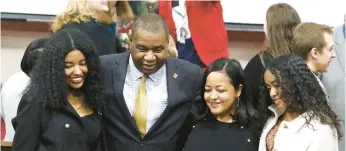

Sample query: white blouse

[258,105,339,151]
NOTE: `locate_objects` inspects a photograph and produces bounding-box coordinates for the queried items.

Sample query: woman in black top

[12,29,105,151]
[184,58,262,151]
[244,3,301,108]
[51,0,134,55]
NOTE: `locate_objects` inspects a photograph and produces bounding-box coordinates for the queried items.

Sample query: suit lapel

[145,58,179,138]
[112,52,139,137]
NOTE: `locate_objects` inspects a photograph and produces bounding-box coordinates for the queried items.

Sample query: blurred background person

[129,0,159,16]
[108,0,135,50]
[12,29,105,151]
[185,58,261,151]
[51,0,134,55]
[1,38,48,143]
[244,3,301,108]
[258,54,341,151]
[292,22,336,100]
[159,0,229,69]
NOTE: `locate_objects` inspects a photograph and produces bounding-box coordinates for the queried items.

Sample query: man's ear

[310,48,319,59]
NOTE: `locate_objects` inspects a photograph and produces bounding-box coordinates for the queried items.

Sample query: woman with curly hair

[258,54,341,151]
[12,29,105,151]
[184,58,262,151]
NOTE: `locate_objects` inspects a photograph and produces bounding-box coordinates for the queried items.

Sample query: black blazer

[62,19,125,56]
[12,99,105,151]
[99,52,203,151]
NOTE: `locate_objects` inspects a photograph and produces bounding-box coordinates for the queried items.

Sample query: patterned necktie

[133,75,148,138]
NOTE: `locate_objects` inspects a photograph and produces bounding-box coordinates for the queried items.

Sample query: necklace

[68,94,84,110]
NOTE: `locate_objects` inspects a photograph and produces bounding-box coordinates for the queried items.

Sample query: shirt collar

[268,105,283,117]
[128,54,166,82]
[282,112,312,133]
[268,105,312,133]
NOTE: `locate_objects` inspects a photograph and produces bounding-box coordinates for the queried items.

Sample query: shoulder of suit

[100,52,127,62]
[167,57,202,71]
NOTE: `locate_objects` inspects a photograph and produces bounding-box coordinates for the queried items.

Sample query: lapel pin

[173,73,178,79]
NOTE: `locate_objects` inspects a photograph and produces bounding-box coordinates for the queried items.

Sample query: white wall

[1,30,50,83]
[2,0,345,27]
[221,0,346,27]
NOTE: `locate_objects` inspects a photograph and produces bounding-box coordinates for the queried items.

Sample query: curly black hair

[259,54,342,140]
[23,28,105,112]
[191,58,261,128]
[21,38,49,76]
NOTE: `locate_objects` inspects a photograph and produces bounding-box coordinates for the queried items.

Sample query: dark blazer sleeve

[244,54,264,108]
[192,70,203,102]
[12,100,41,151]
[177,66,204,150]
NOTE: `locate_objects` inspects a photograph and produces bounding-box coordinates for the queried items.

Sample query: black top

[12,100,104,151]
[81,113,102,151]
[183,114,261,151]
[244,54,264,109]
[62,19,125,56]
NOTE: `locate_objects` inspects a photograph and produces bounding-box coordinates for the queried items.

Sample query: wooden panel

[1,141,12,151]
[228,31,265,42]
[1,20,51,32]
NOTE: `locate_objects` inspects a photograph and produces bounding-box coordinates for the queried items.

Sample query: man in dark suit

[100,13,203,151]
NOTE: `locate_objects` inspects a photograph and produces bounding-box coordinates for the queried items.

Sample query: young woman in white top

[258,54,342,151]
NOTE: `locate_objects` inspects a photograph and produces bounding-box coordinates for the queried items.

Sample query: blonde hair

[168,35,178,58]
[51,0,134,33]
[51,0,94,32]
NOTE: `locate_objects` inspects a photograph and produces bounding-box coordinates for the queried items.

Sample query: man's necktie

[133,75,148,138]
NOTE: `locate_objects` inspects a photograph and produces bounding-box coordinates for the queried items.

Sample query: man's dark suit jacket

[100,52,203,151]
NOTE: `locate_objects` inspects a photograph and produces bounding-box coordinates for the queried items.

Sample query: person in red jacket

[159,0,229,68]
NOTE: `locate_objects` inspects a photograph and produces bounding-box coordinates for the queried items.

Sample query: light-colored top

[312,72,329,101]
[0,72,30,142]
[123,55,168,132]
[258,105,339,151]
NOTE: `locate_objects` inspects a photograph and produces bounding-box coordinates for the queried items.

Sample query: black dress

[81,113,102,151]
[183,115,261,151]
[244,54,264,108]
[62,19,125,56]
[244,52,273,108]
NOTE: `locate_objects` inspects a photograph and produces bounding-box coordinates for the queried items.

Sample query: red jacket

[159,0,229,66]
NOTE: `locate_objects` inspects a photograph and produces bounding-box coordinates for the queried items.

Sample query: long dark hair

[191,58,260,127]
[23,28,105,112]
[259,54,342,140]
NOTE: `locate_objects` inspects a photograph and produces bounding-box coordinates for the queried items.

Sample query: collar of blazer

[268,105,313,133]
